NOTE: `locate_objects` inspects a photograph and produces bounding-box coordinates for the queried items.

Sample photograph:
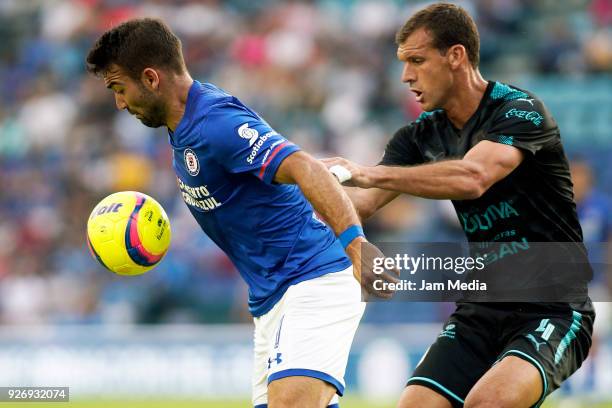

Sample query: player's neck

[444,70,488,130]
[165,74,194,132]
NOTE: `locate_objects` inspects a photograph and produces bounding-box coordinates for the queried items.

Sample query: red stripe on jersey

[258,142,289,179]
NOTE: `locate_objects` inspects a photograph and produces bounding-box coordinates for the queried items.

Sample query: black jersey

[381,81,591,303]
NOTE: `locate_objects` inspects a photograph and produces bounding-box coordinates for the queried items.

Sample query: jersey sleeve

[483,98,558,155]
[379,125,423,166]
[203,102,300,183]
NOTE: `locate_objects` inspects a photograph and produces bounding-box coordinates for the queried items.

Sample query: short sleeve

[484,98,558,155]
[203,103,300,183]
[379,125,423,166]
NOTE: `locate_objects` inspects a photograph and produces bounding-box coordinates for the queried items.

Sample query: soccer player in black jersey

[324,3,594,408]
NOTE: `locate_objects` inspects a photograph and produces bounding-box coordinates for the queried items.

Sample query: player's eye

[410,57,424,65]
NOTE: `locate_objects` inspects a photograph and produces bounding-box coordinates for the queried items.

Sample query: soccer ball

[87,191,172,275]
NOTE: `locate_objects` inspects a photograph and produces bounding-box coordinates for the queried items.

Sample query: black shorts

[407,301,594,408]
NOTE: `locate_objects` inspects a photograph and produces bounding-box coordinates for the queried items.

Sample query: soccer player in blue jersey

[325,3,594,408]
[86,18,397,408]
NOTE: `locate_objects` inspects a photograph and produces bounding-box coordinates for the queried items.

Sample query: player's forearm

[340,187,370,222]
[294,160,361,234]
[276,153,361,234]
[366,160,487,200]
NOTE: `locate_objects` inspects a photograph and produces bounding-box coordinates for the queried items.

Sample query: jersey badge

[184,148,200,176]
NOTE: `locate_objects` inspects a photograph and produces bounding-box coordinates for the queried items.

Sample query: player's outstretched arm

[339,186,399,222]
[323,140,524,200]
[275,151,399,298]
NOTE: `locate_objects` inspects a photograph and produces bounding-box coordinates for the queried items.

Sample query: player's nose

[401,63,416,83]
[114,93,127,110]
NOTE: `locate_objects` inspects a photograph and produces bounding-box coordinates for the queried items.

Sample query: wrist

[363,166,377,188]
[338,224,365,249]
[366,165,388,188]
[345,235,367,254]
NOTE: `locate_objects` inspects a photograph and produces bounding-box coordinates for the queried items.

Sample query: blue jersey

[578,192,611,243]
[169,81,351,316]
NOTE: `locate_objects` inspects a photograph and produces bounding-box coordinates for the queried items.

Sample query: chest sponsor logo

[183,148,200,176]
[504,108,543,126]
[458,200,519,234]
[177,178,222,212]
[238,123,259,146]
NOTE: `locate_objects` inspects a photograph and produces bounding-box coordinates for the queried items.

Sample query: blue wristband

[339,225,365,249]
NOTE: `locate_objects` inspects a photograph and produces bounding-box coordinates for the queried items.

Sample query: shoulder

[489,82,550,119]
[482,82,561,154]
[196,83,238,117]
[203,98,282,157]
[489,81,533,103]
[187,82,257,125]
[202,95,261,137]
[487,82,556,129]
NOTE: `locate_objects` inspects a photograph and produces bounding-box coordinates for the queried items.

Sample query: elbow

[462,183,486,200]
[352,193,379,222]
[284,152,324,184]
[460,163,489,199]
[358,205,375,222]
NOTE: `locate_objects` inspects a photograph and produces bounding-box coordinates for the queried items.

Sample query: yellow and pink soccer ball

[87,191,171,275]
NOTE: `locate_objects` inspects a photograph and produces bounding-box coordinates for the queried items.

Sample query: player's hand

[321,157,372,188]
[346,238,400,299]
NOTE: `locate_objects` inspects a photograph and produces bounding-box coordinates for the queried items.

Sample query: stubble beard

[137,85,167,128]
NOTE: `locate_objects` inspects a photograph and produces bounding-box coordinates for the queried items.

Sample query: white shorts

[252,266,365,407]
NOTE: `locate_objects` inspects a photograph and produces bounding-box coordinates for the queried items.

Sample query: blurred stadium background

[0,0,610,406]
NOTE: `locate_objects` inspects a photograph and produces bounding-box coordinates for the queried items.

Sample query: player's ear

[141,68,160,91]
[447,44,466,69]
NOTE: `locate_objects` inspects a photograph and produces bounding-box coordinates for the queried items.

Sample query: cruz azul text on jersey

[177,177,222,212]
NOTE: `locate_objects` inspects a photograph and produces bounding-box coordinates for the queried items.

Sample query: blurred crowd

[0,0,610,325]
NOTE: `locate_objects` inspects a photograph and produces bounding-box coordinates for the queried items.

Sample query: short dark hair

[396,3,480,68]
[86,18,186,79]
